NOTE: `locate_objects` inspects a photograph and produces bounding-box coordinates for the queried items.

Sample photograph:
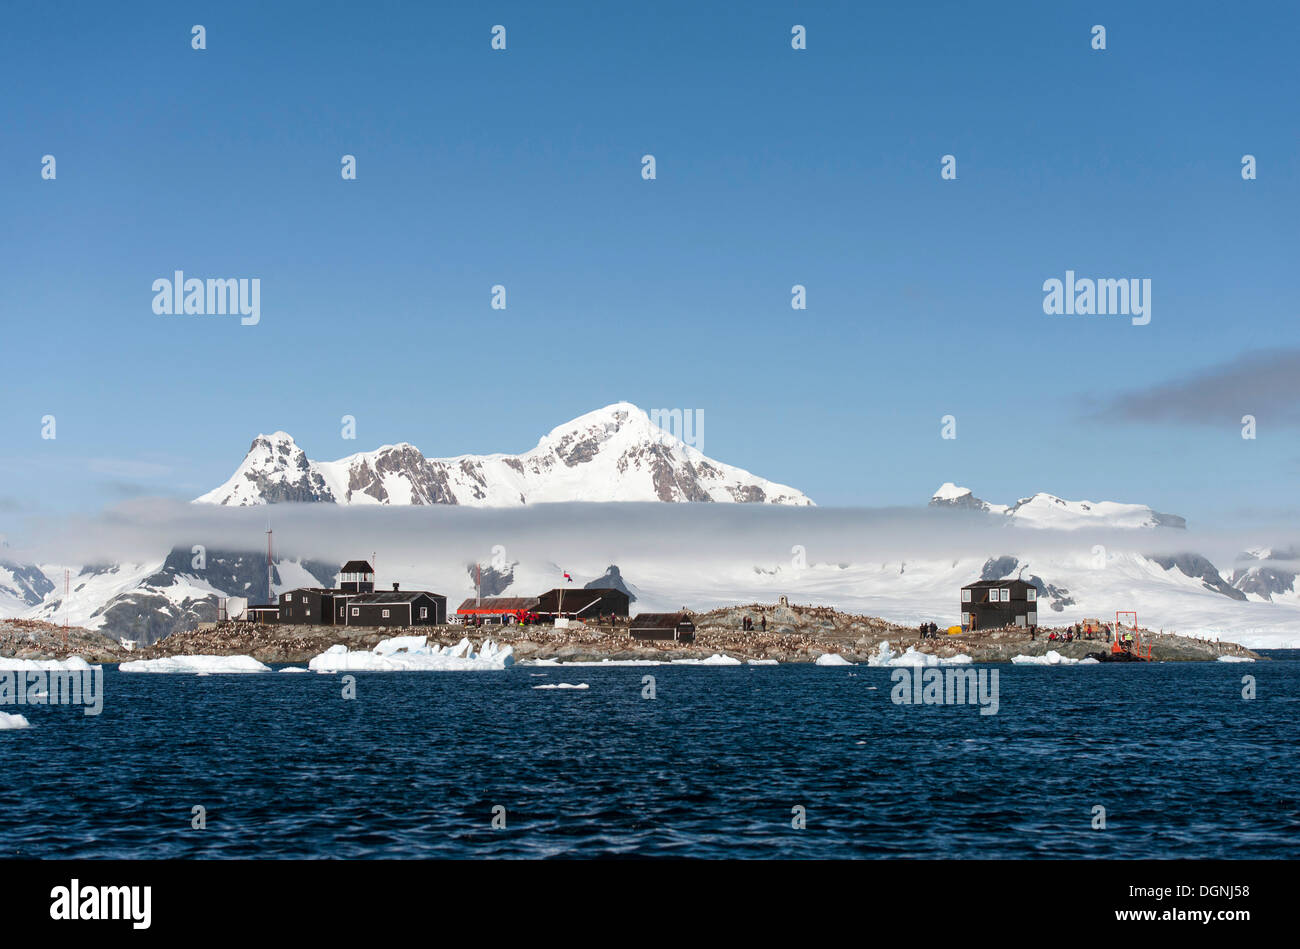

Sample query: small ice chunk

[815,653,853,666]
[0,711,32,730]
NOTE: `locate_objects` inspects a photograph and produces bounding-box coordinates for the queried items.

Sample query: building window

[351,608,359,617]
[285,593,293,602]
[382,609,390,618]
[1028,611,1037,624]
[1027,588,1037,602]
[999,589,1010,602]
[420,607,428,619]
[961,612,970,625]
[961,589,971,603]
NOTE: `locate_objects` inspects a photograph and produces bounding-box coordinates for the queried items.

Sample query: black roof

[536,588,626,609]
[962,579,1032,589]
[456,596,540,612]
[352,590,443,605]
[341,560,374,574]
[630,612,694,629]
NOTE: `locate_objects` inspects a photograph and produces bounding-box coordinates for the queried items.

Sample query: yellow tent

[947,625,963,635]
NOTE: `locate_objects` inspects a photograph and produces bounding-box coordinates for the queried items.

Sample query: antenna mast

[266,523,274,602]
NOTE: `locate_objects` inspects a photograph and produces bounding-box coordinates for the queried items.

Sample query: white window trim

[351,607,359,617]
[1027,588,1037,602]
[382,609,390,618]
[961,589,971,603]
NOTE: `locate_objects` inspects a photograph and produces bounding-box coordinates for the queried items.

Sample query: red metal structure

[1111,610,1152,659]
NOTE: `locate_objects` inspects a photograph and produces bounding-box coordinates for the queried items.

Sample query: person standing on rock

[761,614,767,633]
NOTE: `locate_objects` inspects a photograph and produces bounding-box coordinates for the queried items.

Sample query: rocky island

[3,603,1258,665]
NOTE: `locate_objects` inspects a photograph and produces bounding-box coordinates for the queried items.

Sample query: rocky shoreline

[2,603,1260,664]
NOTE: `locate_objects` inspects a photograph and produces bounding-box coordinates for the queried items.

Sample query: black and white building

[960,579,1038,630]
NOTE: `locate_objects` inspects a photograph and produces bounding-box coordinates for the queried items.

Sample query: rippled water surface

[3,654,1297,858]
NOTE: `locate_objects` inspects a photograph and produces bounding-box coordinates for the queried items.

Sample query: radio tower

[63,568,69,647]
[266,523,274,602]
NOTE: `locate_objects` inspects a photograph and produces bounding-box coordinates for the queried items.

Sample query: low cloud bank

[5,498,1294,572]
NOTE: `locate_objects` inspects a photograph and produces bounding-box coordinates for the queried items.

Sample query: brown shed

[630,612,696,642]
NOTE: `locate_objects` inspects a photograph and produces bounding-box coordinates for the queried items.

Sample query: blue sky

[1,0,1296,530]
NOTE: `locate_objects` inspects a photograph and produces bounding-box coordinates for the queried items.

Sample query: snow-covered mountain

[196,403,813,507]
[13,551,340,646]
[929,483,1187,530]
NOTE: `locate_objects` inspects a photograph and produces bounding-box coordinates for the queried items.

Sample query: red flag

[563,572,572,582]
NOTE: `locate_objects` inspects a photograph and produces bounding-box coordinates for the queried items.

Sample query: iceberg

[307,637,514,672]
[683,654,743,666]
[119,655,273,674]
[747,658,780,665]
[815,653,854,666]
[0,656,97,672]
[521,654,742,667]
[0,711,32,730]
[532,682,589,690]
[1011,651,1099,666]
[866,642,973,668]
[1217,655,1255,663]
[525,658,661,667]
[372,635,429,656]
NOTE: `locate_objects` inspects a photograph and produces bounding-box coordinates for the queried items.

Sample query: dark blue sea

[3,652,1297,859]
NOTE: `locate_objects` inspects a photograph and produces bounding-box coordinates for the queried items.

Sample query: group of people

[741,615,767,632]
[918,622,942,639]
[1034,623,1112,643]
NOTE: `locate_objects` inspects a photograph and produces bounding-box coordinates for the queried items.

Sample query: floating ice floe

[683,654,742,666]
[866,642,973,668]
[307,637,514,672]
[532,683,589,690]
[1217,655,1255,662]
[1011,650,1100,666]
[0,711,32,730]
[815,653,854,666]
[119,655,273,674]
[525,658,657,667]
[0,656,98,672]
[524,653,742,667]
[747,659,779,665]
[277,667,309,673]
